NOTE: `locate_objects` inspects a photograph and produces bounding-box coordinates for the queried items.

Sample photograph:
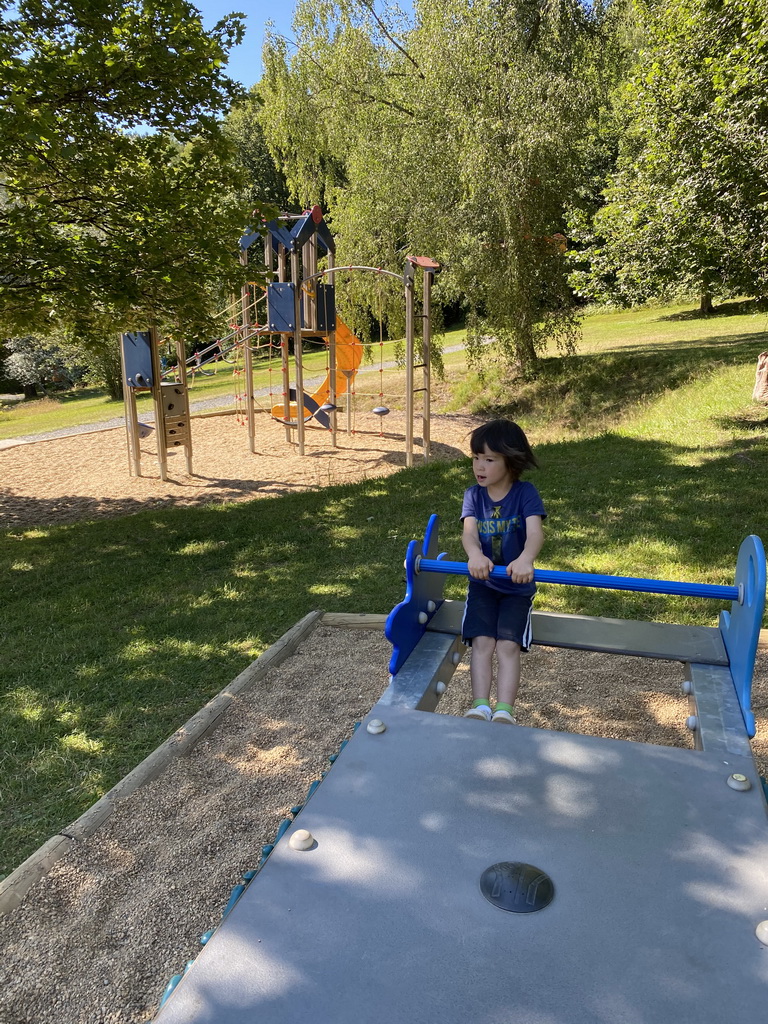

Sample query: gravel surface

[0,410,475,529]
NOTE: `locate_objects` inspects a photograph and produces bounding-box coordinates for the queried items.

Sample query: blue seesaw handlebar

[414,558,741,603]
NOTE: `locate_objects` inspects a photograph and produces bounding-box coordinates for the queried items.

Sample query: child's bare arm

[462,516,495,579]
[507,515,545,584]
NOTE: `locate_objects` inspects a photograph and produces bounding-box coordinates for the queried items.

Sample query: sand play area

[1,410,767,1024]
[0,409,473,530]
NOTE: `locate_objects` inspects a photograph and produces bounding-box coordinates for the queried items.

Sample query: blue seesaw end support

[385,513,447,675]
[720,534,766,738]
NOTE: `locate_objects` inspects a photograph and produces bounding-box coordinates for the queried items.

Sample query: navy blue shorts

[461,580,534,650]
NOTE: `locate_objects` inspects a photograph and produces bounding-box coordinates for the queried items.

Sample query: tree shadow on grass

[717,414,768,431]
[656,298,768,321]
[478,332,767,427]
[0,477,315,531]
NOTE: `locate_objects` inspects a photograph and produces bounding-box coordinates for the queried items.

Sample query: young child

[461,419,546,723]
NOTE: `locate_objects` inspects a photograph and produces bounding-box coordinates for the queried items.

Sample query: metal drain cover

[480,861,554,913]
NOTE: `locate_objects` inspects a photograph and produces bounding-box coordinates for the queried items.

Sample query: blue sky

[196,1,415,90]
[196,1,297,89]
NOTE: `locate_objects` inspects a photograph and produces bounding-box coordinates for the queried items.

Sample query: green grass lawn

[2,298,767,879]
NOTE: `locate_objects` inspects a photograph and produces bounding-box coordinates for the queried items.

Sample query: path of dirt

[1,411,767,1024]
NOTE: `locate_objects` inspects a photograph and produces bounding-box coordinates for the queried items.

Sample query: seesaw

[154,515,768,1024]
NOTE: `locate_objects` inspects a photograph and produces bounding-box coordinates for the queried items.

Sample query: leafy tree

[2,336,84,397]
[259,0,608,375]
[0,0,262,347]
[54,323,126,400]
[570,0,768,311]
[225,90,293,213]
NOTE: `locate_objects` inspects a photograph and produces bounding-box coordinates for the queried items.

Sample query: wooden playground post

[303,235,318,332]
[240,248,256,455]
[404,264,415,468]
[169,332,193,476]
[327,252,338,447]
[276,241,292,444]
[149,327,168,482]
[292,247,306,456]
[422,268,432,463]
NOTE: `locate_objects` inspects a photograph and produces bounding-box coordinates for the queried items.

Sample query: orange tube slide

[271,317,363,421]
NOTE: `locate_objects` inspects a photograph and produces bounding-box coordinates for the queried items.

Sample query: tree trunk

[107,375,123,401]
[23,383,37,399]
[699,290,713,314]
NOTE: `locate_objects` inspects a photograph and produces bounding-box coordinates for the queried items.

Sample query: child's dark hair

[469,419,538,478]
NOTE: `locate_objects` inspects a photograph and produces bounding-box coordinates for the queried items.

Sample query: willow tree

[259,0,607,375]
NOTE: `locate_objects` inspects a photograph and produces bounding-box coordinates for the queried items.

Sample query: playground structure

[119,207,440,477]
[154,516,768,1023]
[120,328,192,481]
[238,206,441,465]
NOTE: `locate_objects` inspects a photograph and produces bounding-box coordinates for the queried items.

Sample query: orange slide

[270,317,363,424]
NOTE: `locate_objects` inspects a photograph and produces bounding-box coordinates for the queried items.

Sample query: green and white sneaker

[464,705,492,722]
[491,709,516,724]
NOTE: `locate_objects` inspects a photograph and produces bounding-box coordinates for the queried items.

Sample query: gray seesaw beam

[383,599,751,757]
[154,701,768,1024]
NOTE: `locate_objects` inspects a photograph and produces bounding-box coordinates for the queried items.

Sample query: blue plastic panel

[121,332,153,389]
[315,283,336,332]
[720,535,766,737]
[267,282,300,333]
[385,514,449,675]
[264,220,294,252]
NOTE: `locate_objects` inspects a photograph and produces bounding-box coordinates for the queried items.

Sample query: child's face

[472,445,513,491]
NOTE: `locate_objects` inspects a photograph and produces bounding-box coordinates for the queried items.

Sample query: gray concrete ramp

[156,705,768,1023]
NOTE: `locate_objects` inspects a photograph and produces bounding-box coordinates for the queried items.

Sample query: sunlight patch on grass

[8,689,46,722]
[176,539,229,556]
[323,525,363,541]
[7,528,51,540]
[182,585,250,606]
[619,364,755,449]
[60,731,104,755]
[308,582,355,597]
[586,538,681,573]
[29,743,93,777]
[58,709,81,728]
[185,582,245,607]
[232,565,258,578]
[74,663,102,680]
[120,638,162,660]
[10,560,33,571]
[119,634,257,664]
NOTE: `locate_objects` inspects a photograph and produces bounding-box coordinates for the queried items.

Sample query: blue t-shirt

[461,480,547,595]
